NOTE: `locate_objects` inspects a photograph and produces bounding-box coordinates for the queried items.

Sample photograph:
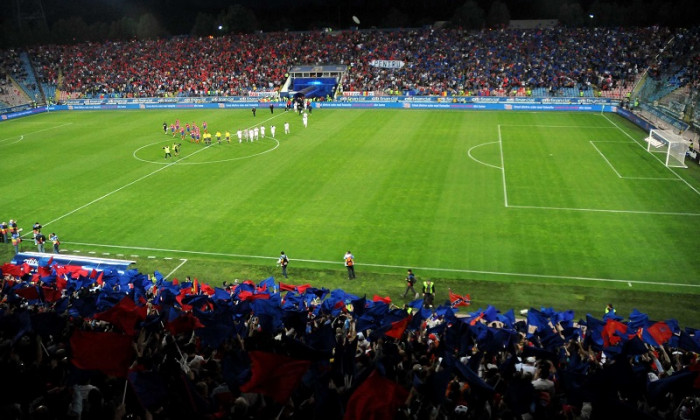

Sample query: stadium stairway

[18,52,42,103]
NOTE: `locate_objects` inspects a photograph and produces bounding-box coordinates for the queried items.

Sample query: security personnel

[0,221,7,243]
[605,303,615,315]
[422,279,435,308]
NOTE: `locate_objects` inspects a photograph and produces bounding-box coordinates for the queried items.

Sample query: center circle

[133,137,280,165]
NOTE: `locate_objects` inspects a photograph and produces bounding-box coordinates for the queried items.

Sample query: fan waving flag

[70,329,134,377]
[344,370,409,420]
[239,350,312,404]
[449,289,471,307]
[94,296,147,336]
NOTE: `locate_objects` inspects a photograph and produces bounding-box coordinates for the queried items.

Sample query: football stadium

[1,1,700,419]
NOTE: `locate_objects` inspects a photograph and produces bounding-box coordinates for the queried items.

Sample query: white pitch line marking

[590,141,622,178]
[628,282,632,287]
[509,204,700,217]
[165,259,188,280]
[147,256,156,259]
[0,122,74,144]
[501,124,619,129]
[498,125,509,207]
[64,241,700,289]
[467,141,502,170]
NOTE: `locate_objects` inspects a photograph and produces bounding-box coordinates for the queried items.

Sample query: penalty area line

[63,241,700,290]
[165,259,188,280]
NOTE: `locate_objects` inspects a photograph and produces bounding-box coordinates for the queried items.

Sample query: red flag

[192,278,199,294]
[279,282,296,292]
[166,312,204,335]
[372,295,392,304]
[237,290,253,301]
[247,292,271,301]
[89,269,97,279]
[278,282,311,293]
[56,275,67,291]
[385,316,411,339]
[240,351,311,404]
[65,265,89,278]
[15,286,40,300]
[38,265,52,277]
[41,287,62,303]
[344,370,409,420]
[469,312,485,326]
[200,283,215,296]
[96,271,104,286]
[449,289,471,307]
[1,263,22,277]
[70,329,134,377]
[175,290,193,311]
[296,284,311,294]
[94,297,147,336]
[602,319,628,347]
[21,263,32,275]
[46,256,53,266]
[647,321,673,346]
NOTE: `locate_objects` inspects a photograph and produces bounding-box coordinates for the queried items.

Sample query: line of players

[163,117,306,143]
[163,112,308,147]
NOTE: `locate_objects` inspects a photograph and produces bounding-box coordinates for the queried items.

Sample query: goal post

[645,129,690,168]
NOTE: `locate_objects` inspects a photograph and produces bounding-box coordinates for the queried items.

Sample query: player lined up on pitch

[161,115,301,157]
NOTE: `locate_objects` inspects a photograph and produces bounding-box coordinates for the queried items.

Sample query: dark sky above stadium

[2,0,694,45]
[6,0,627,32]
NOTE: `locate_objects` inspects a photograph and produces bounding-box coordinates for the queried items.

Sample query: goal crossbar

[645,129,690,168]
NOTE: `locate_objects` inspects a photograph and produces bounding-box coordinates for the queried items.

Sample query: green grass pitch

[1,108,699,325]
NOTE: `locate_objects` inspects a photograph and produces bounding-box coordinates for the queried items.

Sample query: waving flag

[643,321,673,347]
[70,329,134,377]
[384,315,411,339]
[1,263,22,277]
[372,295,391,304]
[240,350,311,404]
[344,370,409,420]
[602,318,628,347]
[449,289,471,307]
[94,296,147,336]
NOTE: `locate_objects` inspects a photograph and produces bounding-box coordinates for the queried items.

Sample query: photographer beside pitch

[277,251,289,279]
[402,269,418,298]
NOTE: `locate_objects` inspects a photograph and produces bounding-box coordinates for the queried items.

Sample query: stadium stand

[7,27,687,100]
[0,255,699,420]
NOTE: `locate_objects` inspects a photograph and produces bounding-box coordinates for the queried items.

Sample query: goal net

[645,129,690,168]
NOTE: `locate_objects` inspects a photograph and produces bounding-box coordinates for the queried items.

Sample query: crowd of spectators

[1,254,699,420]
[0,50,31,108]
[7,26,694,100]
